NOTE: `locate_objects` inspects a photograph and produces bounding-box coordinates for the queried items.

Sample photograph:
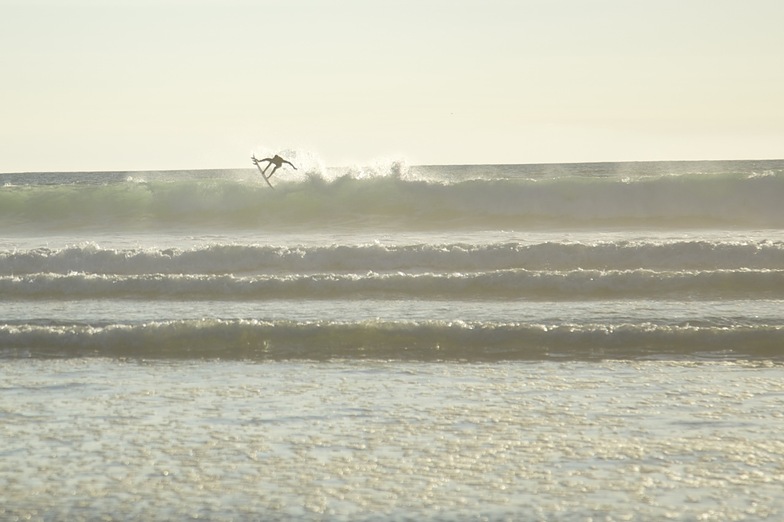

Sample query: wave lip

[2,320,782,361]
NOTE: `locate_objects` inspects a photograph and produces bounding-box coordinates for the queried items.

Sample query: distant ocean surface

[2,159,784,520]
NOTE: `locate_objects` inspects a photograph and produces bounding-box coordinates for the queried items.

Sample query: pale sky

[2,0,783,172]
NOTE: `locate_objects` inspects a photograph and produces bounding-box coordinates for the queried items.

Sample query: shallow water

[2,359,783,521]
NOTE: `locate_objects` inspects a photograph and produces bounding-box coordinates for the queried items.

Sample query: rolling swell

[3,241,784,275]
[3,269,784,301]
[2,320,782,361]
[4,236,784,359]
[4,240,784,303]
[3,161,784,361]
[2,169,783,230]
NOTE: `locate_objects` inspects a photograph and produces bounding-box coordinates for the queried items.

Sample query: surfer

[252,154,297,179]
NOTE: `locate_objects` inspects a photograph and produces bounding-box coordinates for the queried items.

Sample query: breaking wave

[2,168,783,231]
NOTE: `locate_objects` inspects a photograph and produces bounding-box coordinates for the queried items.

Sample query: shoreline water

[3,358,783,521]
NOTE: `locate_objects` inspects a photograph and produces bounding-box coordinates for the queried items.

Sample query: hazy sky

[2,0,783,172]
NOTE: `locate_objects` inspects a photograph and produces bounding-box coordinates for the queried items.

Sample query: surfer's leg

[267,166,280,178]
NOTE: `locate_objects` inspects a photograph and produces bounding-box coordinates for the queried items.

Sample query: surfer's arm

[282,160,297,170]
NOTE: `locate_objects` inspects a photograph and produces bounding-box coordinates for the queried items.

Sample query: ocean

[2,158,783,520]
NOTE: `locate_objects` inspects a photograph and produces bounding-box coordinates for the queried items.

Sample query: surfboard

[251,155,275,189]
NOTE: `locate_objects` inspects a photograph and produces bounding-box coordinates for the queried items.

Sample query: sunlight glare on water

[2,359,783,520]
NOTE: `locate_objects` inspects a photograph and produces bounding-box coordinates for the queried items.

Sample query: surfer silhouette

[252,154,297,178]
